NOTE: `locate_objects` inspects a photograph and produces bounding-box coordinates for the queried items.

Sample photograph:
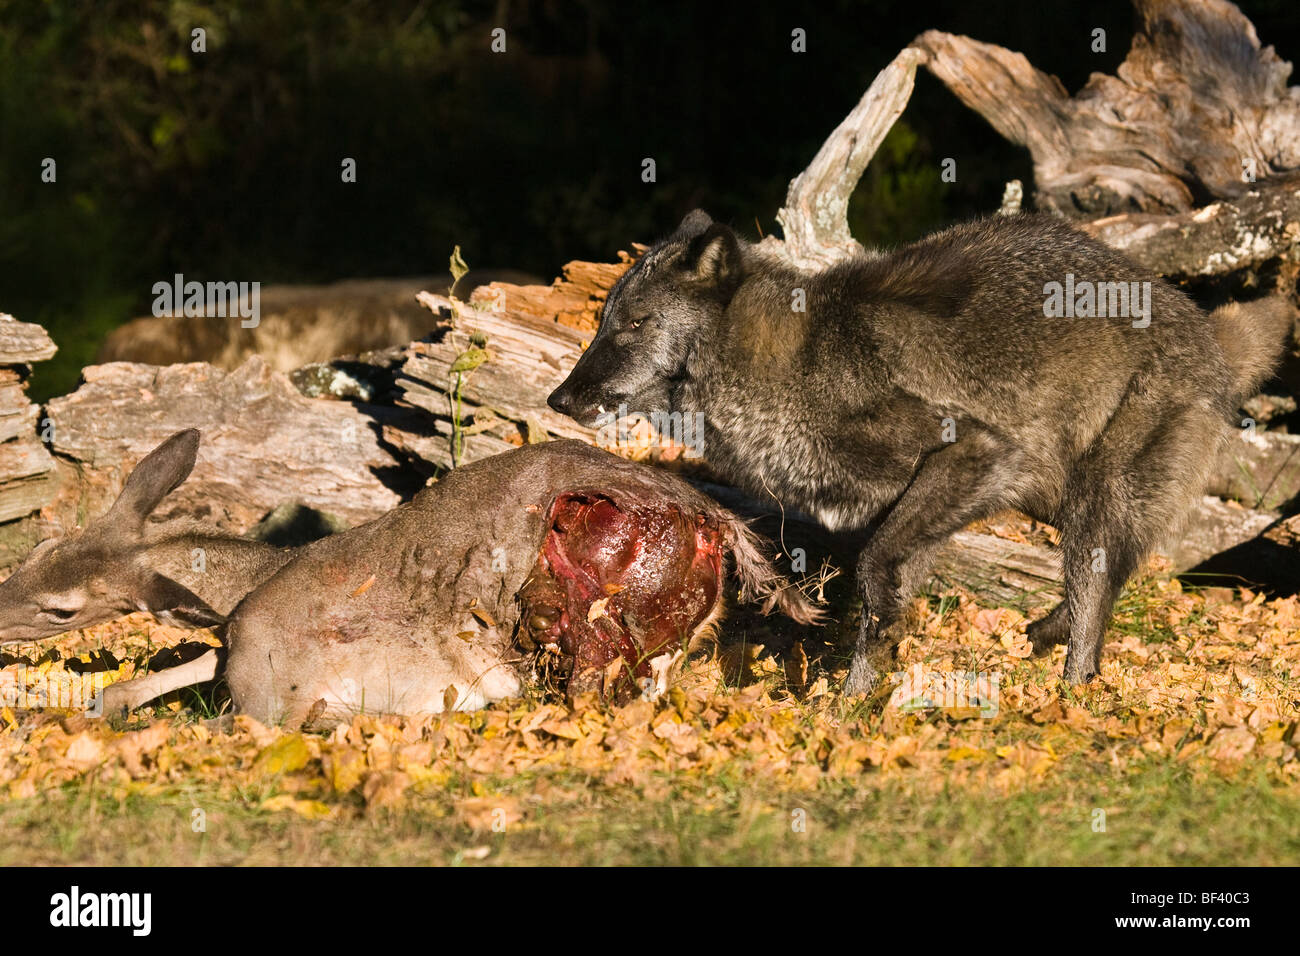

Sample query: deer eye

[40,606,77,622]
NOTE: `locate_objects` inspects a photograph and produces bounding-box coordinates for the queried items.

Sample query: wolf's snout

[547,386,574,416]
[548,385,609,427]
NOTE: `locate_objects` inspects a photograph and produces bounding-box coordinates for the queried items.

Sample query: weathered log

[382,290,698,473]
[1186,511,1300,595]
[468,253,642,335]
[1079,182,1300,277]
[761,47,924,270]
[0,438,57,524]
[753,1,1300,296]
[0,315,57,365]
[1207,428,1300,512]
[912,0,1300,218]
[1163,495,1279,571]
[0,316,59,532]
[931,531,1061,610]
[0,377,39,445]
[403,301,593,431]
[44,357,407,532]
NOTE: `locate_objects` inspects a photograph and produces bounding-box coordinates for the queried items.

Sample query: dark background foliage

[1,0,1296,398]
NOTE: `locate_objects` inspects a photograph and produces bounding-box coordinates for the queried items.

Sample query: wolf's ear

[675,209,713,239]
[106,429,201,529]
[681,223,743,290]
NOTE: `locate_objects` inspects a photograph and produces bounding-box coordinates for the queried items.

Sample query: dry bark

[383,286,699,473]
[1186,511,1300,594]
[1207,429,1300,512]
[467,252,643,335]
[43,357,406,532]
[912,0,1300,218]
[0,316,57,529]
[1078,182,1300,277]
[0,315,57,365]
[761,48,925,270]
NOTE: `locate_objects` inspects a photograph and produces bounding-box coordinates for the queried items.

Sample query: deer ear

[108,429,201,526]
[681,223,743,290]
[135,572,225,629]
[26,537,59,562]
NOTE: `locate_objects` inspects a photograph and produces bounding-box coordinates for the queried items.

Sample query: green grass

[2,756,1296,866]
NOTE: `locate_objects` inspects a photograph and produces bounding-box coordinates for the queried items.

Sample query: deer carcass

[0,431,819,726]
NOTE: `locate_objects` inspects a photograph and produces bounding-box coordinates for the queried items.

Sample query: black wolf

[548,210,1291,692]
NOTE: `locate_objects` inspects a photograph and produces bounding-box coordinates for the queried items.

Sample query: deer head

[0,429,224,645]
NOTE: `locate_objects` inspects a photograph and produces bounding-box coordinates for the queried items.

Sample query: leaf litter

[0,578,1297,825]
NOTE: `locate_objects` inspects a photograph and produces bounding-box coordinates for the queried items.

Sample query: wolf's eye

[629,315,650,330]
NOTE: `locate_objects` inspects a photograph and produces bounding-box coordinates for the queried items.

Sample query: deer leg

[91,649,222,717]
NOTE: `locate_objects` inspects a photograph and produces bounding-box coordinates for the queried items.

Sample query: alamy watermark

[1,664,106,714]
[889,662,1000,718]
[595,403,706,458]
[1043,273,1151,328]
[152,273,260,328]
[49,886,151,936]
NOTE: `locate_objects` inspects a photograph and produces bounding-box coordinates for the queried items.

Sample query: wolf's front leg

[842,432,1020,696]
[844,546,923,696]
[845,654,882,697]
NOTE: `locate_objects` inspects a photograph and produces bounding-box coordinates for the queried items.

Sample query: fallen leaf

[252,734,311,777]
[64,732,104,770]
[115,722,170,778]
[587,597,610,622]
[362,770,410,809]
[784,641,809,691]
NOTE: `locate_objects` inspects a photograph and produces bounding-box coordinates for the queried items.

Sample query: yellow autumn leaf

[261,794,333,820]
[252,734,312,777]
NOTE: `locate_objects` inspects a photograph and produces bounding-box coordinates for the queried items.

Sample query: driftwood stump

[912,0,1300,218]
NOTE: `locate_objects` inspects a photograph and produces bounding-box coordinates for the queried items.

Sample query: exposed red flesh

[519,492,723,701]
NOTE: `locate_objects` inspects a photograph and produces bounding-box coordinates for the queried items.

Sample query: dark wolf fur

[549,210,1292,691]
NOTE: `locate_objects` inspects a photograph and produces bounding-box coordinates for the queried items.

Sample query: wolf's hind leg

[1058,403,1222,684]
[1057,525,1139,684]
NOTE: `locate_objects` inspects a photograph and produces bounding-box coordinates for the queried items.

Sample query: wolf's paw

[1061,653,1099,685]
[842,655,880,697]
[1027,616,1068,657]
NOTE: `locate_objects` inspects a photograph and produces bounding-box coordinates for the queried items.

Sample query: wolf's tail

[720,513,825,625]
[1212,297,1294,402]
